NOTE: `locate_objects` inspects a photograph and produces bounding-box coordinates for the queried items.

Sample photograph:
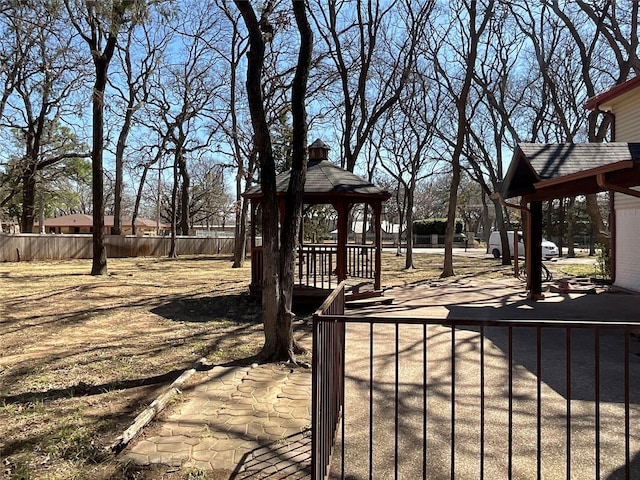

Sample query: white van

[488,231,559,260]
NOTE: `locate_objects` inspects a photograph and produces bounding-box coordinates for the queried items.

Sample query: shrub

[413,218,463,235]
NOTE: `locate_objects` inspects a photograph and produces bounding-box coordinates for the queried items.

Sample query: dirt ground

[0,251,578,479]
[1,255,272,479]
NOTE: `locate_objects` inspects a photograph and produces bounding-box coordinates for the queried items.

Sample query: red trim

[584,76,640,110]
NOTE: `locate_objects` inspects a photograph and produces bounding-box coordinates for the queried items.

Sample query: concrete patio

[126,276,640,479]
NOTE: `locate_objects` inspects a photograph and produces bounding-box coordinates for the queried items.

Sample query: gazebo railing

[297,244,376,289]
[346,244,375,280]
[251,244,376,291]
[297,244,338,290]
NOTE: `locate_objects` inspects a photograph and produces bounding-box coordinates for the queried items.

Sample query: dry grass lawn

[0,251,562,479]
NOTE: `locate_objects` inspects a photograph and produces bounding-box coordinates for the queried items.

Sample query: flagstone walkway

[126,364,312,478]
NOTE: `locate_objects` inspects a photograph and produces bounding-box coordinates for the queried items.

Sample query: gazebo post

[528,201,544,300]
[249,200,259,289]
[250,200,257,250]
[372,201,383,291]
[336,200,350,283]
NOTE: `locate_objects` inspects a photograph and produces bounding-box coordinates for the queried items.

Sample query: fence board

[0,233,240,262]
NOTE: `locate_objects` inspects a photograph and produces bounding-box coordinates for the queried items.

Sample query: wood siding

[0,234,242,262]
[607,89,640,292]
[615,187,640,209]
[600,87,640,141]
[615,208,640,292]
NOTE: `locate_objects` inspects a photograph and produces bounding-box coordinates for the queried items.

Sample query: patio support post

[336,201,350,282]
[529,200,544,300]
[372,201,383,290]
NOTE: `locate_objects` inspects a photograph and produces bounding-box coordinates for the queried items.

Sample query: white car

[488,231,559,260]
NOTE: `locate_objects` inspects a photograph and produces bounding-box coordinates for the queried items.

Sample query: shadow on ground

[151,293,261,323]
[0,369,184,405]
[231,428,312,479]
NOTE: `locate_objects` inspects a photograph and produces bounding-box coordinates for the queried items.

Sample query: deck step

[345,295,393,309]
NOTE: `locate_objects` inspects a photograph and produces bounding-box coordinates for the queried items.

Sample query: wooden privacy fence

[0,233,240,262]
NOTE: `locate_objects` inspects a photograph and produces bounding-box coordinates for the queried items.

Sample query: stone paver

[126,363,311,478]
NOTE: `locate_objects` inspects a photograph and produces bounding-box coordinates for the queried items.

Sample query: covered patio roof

[502,142,640,202]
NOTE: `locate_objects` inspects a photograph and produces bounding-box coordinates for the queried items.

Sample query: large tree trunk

[481,192,491,244]
[20,163,37,234]
[232,196,248,268]
[236,1,312,362]
[442,160,461,277]
[179,154,190,236]
[91,57,109,275]
[585,193,609,247]
[268,0,312,361]
[113,108,133,236]
[492,197,511,266]
[235,1,280,358]
[404,184,414,270]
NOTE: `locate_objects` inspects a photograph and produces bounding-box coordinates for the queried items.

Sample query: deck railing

[312,283,640,480]
[312,282,347,480]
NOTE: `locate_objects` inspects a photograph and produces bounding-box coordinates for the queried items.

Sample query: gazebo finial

[308,138,330,161]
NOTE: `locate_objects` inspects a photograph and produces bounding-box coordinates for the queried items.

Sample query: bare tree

[235,0,282,360]
[506,0,640,247]
[430,0,494,277]
[463,4,529,264]
[141,1,224,256]
[65,0,144,274]
[109,13,164,235]
[188,163,231,229]
[215,1,255,268]
[309,0,434,172]
[272,0,313,361]
[378,73,442,269]
[552,1,639,247]
[0,3,89,233]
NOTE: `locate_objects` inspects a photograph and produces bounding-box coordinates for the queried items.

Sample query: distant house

[329,220,400,243]
[1,220,20,234]
[193,224,235,238]
[36,213,168,236]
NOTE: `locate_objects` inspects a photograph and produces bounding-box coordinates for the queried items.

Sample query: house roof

[40,213,93,227]
[502,142,640,201]
[38,213,166,228]
[243,159,391,203]
[584,76,640,110]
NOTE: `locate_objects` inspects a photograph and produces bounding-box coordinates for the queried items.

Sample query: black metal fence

[312,283,640,480]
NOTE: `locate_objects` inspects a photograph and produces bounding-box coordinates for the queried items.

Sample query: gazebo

[243,139,392,304]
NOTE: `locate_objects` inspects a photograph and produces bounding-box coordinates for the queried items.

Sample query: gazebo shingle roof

[244,160,390,200]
